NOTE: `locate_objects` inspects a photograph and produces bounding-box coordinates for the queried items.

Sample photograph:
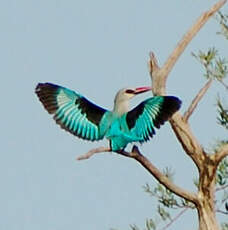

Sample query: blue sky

[1,0,227,229]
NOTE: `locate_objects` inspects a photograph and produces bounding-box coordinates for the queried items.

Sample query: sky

[1,0,228,230]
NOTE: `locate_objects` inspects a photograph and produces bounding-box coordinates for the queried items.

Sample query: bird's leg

[116,145,142,158]
[116,149,131,157]
[131,145,141,154]
[77,146,111,160]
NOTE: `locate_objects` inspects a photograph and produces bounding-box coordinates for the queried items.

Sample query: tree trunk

[197,197,220,230]
[197,155,220,230]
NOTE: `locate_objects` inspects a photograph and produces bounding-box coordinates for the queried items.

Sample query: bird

[35,82,181,151]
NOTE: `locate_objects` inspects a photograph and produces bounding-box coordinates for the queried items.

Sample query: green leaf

[146,219,157,230]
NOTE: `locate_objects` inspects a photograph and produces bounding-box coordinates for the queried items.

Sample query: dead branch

[159,207,189,230]
[183,79,213,122]
[148,52,160,76]
[78,145,198,204]
[77,146,111,160]
[117,146,199,205]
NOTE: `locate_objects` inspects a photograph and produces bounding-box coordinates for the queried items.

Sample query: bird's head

[115,86,152,101]
[113,86,151,115]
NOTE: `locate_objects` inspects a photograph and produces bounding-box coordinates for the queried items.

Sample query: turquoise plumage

[35,83,181,151]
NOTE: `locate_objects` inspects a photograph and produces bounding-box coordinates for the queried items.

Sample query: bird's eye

[125,89,135,94]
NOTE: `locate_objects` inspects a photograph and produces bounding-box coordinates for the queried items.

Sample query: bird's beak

[134,86,151,94]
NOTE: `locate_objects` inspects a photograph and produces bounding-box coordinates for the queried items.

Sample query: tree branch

[149,0,226,96]
[77,146,111,160]
[159,207,189,230]
[118,146,199,205]
[146,2,227,229]
[148,52,160,76]
[76,2,227,229]
[183,79,213,122]
[214,143,228,166]
[148,1,226,173]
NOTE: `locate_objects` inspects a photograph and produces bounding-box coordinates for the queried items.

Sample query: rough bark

[197,154,219,230]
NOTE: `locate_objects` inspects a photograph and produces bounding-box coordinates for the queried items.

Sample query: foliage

[216,157,228,186]
[192,47,228,81]
[217,98,228,130]
[192,11,228,83]
[222,223,228,230]
[130,219,156,230]
[215,157,228,219]
[216,11,228,39]
[123,173,195,230]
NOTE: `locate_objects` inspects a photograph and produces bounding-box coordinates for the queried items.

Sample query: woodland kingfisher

[35,83,181,151]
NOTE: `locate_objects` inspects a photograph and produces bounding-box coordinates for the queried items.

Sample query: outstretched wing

[35,82,108,141]
[126,96,181,142]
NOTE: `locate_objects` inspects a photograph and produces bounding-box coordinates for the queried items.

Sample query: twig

[159,207,189,230]
[216,184,228,192]
[77,146,111,160]
[183,79,213,122]
[216,209,228,215]
[118,146,199,205]
[218,79,228,91]
[148,52,160,76]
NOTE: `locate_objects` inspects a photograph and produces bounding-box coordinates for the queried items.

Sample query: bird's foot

[115,145,141,158]
[132,145,139,153]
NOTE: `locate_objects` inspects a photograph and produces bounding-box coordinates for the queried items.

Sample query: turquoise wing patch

[126,96,181,143]
[35,83,108,141]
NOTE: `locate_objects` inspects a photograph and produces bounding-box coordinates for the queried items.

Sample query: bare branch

[77,146,111,160]
[159,207,189,230]
[117,146,199,205]
[161,0,227,82]
[79,145,198,204]
[148,52,165,95]
[214,143,228,165]
[148,51,160,76]
[183,79,213,122]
